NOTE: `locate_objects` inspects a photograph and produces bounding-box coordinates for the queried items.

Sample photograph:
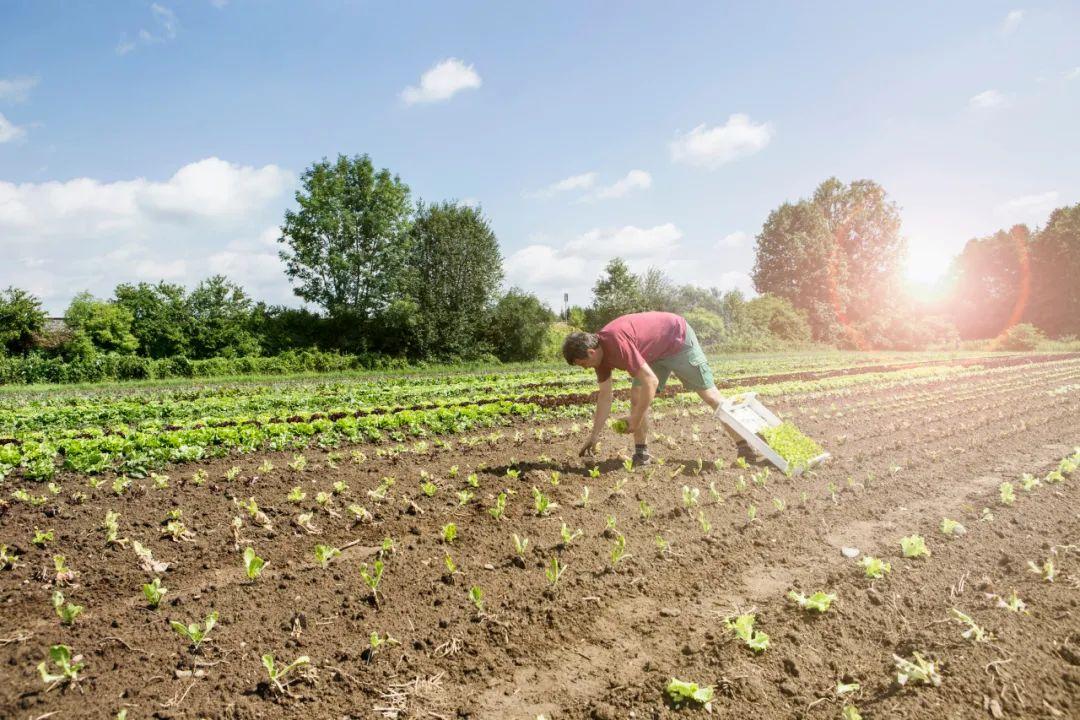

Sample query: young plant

[1027,558,1056,582]
[52,590,84,625]
[697,510,711,535]
[441,523,458,544]
[224,466,242,482]
[549,470,561,486]
[772,497,786,513]
[532,487,556,516]
[243,546,266,581]
[468,586,484,612]
[747,503,757,523]
[143,577,167,608]
[368,476,395,501]
[360,559,385,603]
[32,528,55,547]
[893,652,941,687]
[512,533,529,561]
[559,522,583,546]
[997,589,1026,613]
[170,611,219,650]
[900,535,930,558]
[488,491,507,520]
[53,555,77,585]
[725,613,769,653]
[0,544,19,569]
[257,459,274,474]
[1019,473,1039,492]
[681,485,700,509]
[940,518,966,536]
[708,481,722,504]
[666,678,714,706]
[588,466,601,479]
[950,609,989,642]
[287,486,306,503]
[289,454,307,472]
[347,504,372,523]
[609,533,629,567]
[787,590,836,613]
[466,473,480,488]
[103,510,123,545]
[38,644,84,687]
[860,556,891,579]
[639,500,654,519]
[261,653,311,694]
[420,479,438,497]
[999,481,1015,506]
[576,485,591,507]
[314,544,341,568]
[654,534,671,556]
[545,556,566,587]
[456,489,474,506]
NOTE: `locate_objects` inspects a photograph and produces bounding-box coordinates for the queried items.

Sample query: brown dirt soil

[1,358,1079,719]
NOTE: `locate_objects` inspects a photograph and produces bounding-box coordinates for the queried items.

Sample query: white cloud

[0,76,39,103]
[117,3,177,55]
[0,112,26,143]
[401,58,482,105]
[525,172,597,199]
[460,197,480,208]
[969,89,1007,109]
[565,223,682,259]
[0,158,295,312]
[717,230,748,248]
[583,170,652,201]
[1001,9,1024,35]
[670,114,773,168]
[994,190,1059,224]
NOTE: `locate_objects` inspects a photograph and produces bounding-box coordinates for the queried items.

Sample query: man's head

[562,331,603,368]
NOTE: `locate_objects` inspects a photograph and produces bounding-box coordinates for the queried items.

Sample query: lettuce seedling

[1027,558,1056,582]
[513,533,529,560]
[171,611,218,650]
[950,609,989,642]
[725,613,769,653]
[940,518,966,536]
[532,487,556,516]
[52,590,84,625]
[347,504,372,523]
[747,504,757,523]
[466,473,479,488]
[103,511,123,546]
[550,471,561,486]
[759,422,824,470]
[622,457,634,473]
[666,677,713,706]
[489,492,507,520]
[893,652,941,687]
[289,454,307,472]
[610,533,629,566]
[314,544,341,568]
[262,653,310,694]
[559,522,583,546]
[143,577,167,608]
[842,705,862,720]
[697,510,712,535]
[639,500,654,519]
[999,482,1015,506]
[1019,473,1039,492]
[420,480,438,497]
[360,559,384,604]
[332,480,348,494]
[505,468,520,480]
[681,485,700,509]
[32,528,54,547]
[468,586,484,612]
[609,418,630,434]
[38,644,84,687]
[53,555,78,585]
[258,460,274,474]
[132,540,169,574]
[997,589,1026,612]
[861,556,891,579]
[654,535,671,556]
[900,535,930,558]
[545,556,566,587]
[836,681,860,696]
[576,486,591,507]
[788,590,836,613]
[772,497,786,513]
[287,487,306,503]
[456,489,474,506]
[441,523,458,544]
[243,546,266,581]
[0,544,19,570]
[368,476,395,501]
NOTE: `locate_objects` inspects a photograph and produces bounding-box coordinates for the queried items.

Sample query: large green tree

[1027,203,1080,337]
[585,258,643,330]
[114,281,190,358]
[0,287,46,355]
[949,225,1030,339]
[486,289,554,361]
[278,154,413,317]
[64,292,139,356]
[186,276,259,358]
[405,202,504,357]
[752,178,905,341]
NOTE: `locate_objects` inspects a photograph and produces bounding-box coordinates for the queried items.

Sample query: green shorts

[632,322,715,392]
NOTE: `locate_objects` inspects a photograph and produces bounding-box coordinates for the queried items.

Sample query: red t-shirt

[595,311,687,383]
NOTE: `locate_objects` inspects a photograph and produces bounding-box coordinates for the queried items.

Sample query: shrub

[994,323,1046,351]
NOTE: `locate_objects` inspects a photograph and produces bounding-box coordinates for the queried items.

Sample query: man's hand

[578,434,599,457]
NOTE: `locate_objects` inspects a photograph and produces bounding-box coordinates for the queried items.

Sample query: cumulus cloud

[0,112,26,143]
[0,158,295,312]
[969,89,1007,109]
[670,114,773,168]
[117,3,178,55]
[717,230,748,248]
[582,170,652,201]
[525,172,597,199]
[401,58,482,105]
[0,76,39,103]
[1000,9,1024,35]
[994,190,1059,224]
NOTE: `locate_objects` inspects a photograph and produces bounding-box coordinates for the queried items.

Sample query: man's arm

[627,363,658,434]
[580,378,613,456]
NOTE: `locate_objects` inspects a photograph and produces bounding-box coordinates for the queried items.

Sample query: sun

[901,244,954,301]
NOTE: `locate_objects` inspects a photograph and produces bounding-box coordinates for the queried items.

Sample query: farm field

[1,351,1079,719]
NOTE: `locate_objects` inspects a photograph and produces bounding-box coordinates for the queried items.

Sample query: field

[1,351,1079,719]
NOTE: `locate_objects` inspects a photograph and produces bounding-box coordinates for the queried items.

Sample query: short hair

[562,332,599,364]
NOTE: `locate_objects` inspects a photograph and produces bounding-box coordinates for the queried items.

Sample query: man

[562,310,738,466]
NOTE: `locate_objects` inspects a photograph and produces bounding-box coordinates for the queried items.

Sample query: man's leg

[629,383,654,465]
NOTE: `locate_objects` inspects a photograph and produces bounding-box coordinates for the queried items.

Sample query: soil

[1,356,1078,719]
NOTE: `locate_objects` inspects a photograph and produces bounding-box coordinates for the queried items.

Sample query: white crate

[713,392,829,476]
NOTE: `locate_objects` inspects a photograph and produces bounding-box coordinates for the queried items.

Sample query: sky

[1,1,1078,315]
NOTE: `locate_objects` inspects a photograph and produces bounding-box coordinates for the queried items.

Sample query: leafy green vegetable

[243,546,266,580]
[860,556,891,579]
[143,577,167,608]
[725,613,769,653]
[787,590,836,612]
[940,518,966,536]
[170,611,218,650]
[759,421,824,469]
[900,534,930,558]
[38,644,84,686]
[609,419,630,434]
[893,652,941,687]
[666,677,714,705]
[262,653,310,694]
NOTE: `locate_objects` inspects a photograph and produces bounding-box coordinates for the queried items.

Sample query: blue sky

[2,1,1078,314]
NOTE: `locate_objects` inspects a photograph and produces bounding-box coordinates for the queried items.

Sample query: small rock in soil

[659,607,680,617]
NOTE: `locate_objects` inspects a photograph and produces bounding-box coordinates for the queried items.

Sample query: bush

[994,323,1047,351]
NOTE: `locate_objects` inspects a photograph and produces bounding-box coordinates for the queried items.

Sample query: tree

[114,282,190,358]
[1027,203,1080,337]
[638,268,677,312]
[948,225,1030,339]
[186,276,259,358]
[64,292,139,356]
[586,258,643,330]
[684,308,725,345]
[404,202,503,358]
[744,294,812,343]
[278,154,413,317]
[487,289,554,361]
[752,178,905,342]
[0,287,47,355]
